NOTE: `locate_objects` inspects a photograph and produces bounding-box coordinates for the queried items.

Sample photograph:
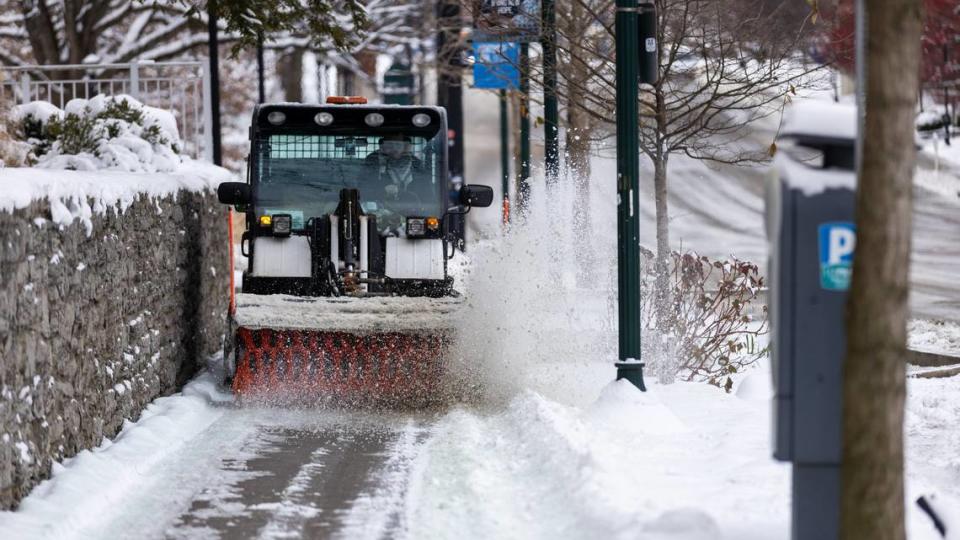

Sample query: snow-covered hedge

[10,95,181,172]
[916,110,949,133]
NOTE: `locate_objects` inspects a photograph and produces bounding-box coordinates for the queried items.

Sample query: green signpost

[614,0,657,391]
[542,0,559,186]
[518,42,531,213]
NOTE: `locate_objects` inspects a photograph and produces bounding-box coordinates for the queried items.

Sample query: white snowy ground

[0,364,956,539]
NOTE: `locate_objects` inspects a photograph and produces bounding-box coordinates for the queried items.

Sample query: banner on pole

[472,42,520,89]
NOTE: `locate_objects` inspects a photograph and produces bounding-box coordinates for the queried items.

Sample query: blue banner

[472,42,520,90]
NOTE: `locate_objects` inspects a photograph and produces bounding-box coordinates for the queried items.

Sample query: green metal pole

[542,0,559,186]
[518,42,531,214]
[500,89,510,224]
[615,0,646,390]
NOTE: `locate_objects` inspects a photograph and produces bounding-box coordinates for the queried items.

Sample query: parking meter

[767,101,857,540]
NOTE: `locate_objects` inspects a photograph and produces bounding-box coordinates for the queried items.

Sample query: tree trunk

[652,151,671,322]
[564,0,594,282]
[510,90,523,200]
[839,1,922,538]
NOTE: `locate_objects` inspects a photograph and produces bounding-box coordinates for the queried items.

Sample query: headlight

[365,113,385,127]
[406,217,426,237]
[412,113,431,127]
[272,214,292,237]
[314,112,334,126]
[267,111,286,125]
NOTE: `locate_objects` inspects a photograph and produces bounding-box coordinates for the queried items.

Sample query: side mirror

[217,182,251,206]
[459,184,494,208]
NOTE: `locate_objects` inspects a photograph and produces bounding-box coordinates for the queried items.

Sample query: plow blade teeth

[232,327,449,406]
[229,294,463,406]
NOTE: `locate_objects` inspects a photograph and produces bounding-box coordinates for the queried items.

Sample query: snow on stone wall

[0,175,229,509]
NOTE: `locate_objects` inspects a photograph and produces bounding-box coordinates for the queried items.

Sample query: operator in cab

[366,134,424,200]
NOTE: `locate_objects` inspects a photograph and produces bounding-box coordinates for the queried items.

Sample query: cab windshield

[253,130,445,232]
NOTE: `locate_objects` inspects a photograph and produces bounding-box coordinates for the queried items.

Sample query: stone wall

[0,189,229,509]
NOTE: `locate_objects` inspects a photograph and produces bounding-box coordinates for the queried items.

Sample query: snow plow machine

[217,98,493,406]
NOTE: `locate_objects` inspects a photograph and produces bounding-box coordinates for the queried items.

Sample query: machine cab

[219,98,492,298]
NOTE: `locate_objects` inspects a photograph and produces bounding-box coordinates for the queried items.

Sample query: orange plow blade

[229,294,461,406]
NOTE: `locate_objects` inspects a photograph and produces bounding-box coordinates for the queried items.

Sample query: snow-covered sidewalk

[403,377,787,540]
[0,374,231,538]
[0,365,955,540]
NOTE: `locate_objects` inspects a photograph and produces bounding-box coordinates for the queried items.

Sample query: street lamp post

[207,0,222,166]
[518,42,531,214]
[542,0,559,186]
[614,0,648,390]
[256,32,265,104]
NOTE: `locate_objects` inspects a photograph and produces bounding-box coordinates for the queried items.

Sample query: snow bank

[734,369,774,401]
[0,373,230,539]
[905,375,960,539]
[404,380,789,540]
[587,380,688,435]
[0,161,230,235]
[909,319,960,356]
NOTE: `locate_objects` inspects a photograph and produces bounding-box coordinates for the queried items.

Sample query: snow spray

[446,165,621,406]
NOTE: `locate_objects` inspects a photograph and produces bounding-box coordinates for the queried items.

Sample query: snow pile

[403,379,788,540]
[587,380,688,435]
[921,135,960,176]
[10,95,182,172]
[905,375,960,539]
[734,368,774,401]
[908,319,960,355]
[0,162,231,235]
[0,373,230,539]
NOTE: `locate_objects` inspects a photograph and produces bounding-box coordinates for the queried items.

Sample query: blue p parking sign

[818,222,856,291]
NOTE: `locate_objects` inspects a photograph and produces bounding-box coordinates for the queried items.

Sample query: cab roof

[251,103,447,135]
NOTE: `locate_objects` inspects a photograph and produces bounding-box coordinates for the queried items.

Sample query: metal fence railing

[0,61,213,161]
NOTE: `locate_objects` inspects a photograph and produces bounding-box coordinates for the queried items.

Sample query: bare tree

[839,1,922,538]
[0,1,214,69]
